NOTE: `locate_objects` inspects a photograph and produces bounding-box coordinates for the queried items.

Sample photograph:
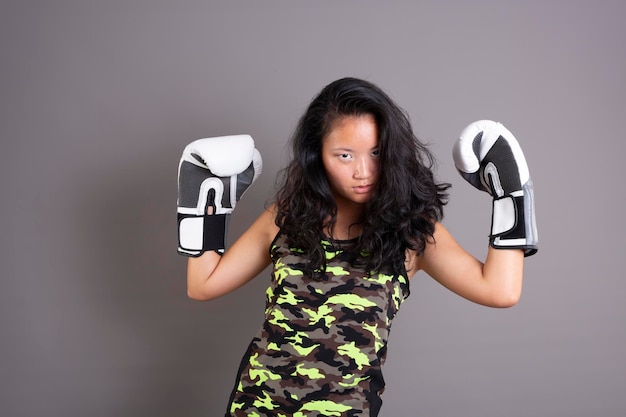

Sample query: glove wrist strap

[490,181,538,257]
[178,213,229,257]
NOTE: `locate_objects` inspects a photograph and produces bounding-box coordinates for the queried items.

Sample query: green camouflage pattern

[226,233,410,416]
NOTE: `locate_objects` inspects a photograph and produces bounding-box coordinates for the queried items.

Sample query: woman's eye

[371,149,380,157]
[339,153,351,160]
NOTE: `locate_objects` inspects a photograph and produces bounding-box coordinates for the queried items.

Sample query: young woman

[176,77,538,416]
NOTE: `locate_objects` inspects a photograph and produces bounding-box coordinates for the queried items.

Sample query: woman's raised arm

[187,206,279,301]
[417,222,524,308]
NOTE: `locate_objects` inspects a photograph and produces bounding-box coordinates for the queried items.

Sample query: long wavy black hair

[274,77,450,276]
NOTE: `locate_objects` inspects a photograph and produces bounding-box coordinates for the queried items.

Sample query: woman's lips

[353,184,374,194]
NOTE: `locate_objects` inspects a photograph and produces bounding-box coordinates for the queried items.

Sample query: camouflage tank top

[226,232,410,417]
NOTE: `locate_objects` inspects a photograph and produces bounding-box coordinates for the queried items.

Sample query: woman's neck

[326,201,365,240]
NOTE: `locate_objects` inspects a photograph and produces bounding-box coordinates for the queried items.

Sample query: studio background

[2,1,624,416]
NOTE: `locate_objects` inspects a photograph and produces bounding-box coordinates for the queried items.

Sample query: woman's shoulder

[258,203,280,235]
[238,203,280,251]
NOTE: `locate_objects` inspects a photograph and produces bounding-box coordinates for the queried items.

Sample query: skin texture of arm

[186,206,279,301]
[188,211,524,307]
[414,222,524,308]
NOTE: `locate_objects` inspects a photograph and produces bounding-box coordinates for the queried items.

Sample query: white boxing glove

[453,120,538,256]
[177,135,262,256]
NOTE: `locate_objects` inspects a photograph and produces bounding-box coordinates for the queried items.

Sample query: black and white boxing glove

[177,135,262,256]
[453,120,538,256]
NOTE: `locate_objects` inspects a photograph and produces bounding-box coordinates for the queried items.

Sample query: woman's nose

[354,158,372,179]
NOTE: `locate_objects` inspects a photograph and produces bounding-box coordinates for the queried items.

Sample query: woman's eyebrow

[331,146,379,151]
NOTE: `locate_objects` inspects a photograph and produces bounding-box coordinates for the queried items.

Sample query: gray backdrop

[2,1,625,416]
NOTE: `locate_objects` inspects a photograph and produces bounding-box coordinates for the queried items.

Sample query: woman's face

[321,114,380,207]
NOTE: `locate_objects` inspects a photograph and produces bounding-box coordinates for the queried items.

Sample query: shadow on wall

[72,143,267,416]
